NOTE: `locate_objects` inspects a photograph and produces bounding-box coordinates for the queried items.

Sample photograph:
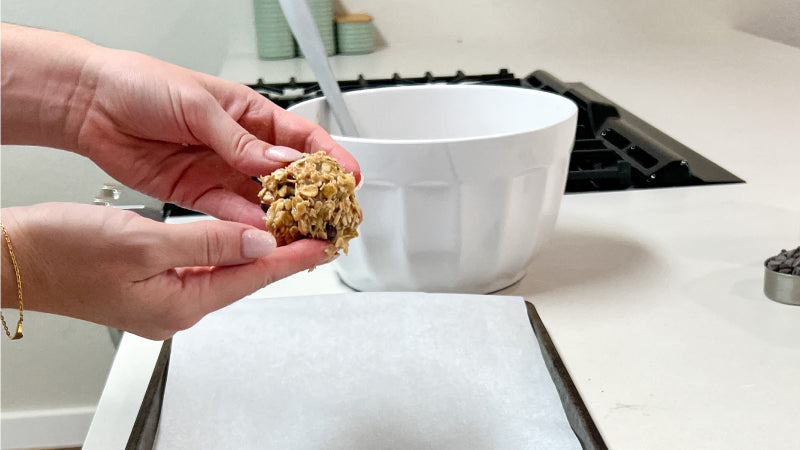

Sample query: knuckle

[112,211,166,267]
[197,226,228,266]
[181,90,218,134]
[231,132,259,164]
[182,89,215,113]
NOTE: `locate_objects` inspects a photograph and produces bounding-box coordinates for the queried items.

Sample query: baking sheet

[154,292,580,449]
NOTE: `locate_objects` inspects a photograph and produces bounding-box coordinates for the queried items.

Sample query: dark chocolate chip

[326,224,337,241]
[766,245,800,273]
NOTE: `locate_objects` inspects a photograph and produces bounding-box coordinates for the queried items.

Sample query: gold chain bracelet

[0,222,24,340]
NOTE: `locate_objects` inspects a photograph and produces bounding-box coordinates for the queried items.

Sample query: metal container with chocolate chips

[764,245,800,306]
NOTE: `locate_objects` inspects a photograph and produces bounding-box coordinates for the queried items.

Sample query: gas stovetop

[247,69,742,193]
[163,69,742,218]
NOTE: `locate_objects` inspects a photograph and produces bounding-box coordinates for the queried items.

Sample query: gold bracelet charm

[0,222,24,340]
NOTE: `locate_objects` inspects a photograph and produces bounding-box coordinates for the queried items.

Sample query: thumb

[157,220,277,269]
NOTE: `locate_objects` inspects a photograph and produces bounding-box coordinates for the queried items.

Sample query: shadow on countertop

[499,223,659,298]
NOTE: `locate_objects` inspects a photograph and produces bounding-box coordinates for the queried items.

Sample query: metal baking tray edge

[126,300,606,449]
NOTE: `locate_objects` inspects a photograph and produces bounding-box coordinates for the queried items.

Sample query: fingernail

[355,173,365,190]
[241,229,277,258]
[266,146,304,162]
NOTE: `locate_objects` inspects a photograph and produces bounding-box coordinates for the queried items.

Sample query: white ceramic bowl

[288,84,578,293]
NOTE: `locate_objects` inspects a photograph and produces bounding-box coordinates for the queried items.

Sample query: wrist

[0,23,100,151]
[0,210,23,310]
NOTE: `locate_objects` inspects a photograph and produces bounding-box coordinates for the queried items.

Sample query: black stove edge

[526,301,607,450]
[526,70,744,187]
[252,68,744,190]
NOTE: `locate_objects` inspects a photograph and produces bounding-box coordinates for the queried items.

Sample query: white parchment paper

[154,292,579,449]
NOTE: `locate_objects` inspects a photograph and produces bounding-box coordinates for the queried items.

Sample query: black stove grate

[246,69,742,193]
[248,68,522,107]
[163,69,743,218]
[523,71,742,191]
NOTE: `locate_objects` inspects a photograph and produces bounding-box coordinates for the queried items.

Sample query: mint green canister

[297,0,336,57]
[335,13,375,55]
[253,0,295,59]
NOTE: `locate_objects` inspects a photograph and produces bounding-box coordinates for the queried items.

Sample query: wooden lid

[335,13,373,24]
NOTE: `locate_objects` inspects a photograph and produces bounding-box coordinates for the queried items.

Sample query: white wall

[1,1,236,447]
[730,0,800,49]
[1,0,798,448]
[1,0,235,210]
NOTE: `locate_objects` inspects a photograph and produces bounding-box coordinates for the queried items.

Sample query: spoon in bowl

[278,0,360,137]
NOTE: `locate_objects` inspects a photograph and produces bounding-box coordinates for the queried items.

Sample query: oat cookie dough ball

[258,151,361,255]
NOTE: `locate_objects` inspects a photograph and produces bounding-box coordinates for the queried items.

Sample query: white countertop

[86,24,800,450]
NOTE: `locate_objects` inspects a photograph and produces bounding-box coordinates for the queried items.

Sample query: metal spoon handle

[278,0,359,137]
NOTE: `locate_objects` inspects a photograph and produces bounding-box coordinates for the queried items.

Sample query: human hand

[0,203,332,340]
[69,47,360,227]
[1,22,359,228]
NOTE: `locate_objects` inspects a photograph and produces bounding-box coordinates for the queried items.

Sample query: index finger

[270,109,362,183]
[201,75,361,183]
